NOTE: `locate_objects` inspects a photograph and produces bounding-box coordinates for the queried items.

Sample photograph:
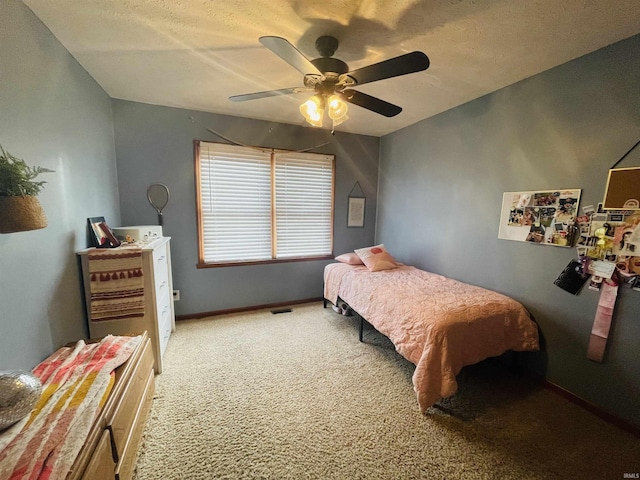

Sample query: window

[196,141,335,266]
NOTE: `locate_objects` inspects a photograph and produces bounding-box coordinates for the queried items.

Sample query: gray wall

[377,35,640,427]
[112,101,379,315]
[0,0,120,369]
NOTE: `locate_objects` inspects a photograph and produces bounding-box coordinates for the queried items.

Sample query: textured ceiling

[22,0,640,137]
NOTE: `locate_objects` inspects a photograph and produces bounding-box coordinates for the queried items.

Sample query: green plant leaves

[0,145,54,196]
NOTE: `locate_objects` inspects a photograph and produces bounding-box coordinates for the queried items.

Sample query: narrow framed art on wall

[347,197,365,228]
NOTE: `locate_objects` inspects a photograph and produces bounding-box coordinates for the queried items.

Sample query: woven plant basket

[0,195,48,233]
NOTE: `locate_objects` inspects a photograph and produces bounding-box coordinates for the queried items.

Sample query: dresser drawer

[156,290,171,324]
[109,338,154,460]
[114,366,155,480]
[81,429,116,480]
[154,271,170,302]
[152,246,169,290]
[157,294,172,356]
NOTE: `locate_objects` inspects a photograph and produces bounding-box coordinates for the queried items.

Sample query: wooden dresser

[78,237,175,373]
[66,332,155,480]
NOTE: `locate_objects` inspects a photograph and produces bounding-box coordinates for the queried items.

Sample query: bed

[323,262,540,412]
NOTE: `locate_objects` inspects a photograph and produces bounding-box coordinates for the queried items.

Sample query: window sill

[196,255,334,269]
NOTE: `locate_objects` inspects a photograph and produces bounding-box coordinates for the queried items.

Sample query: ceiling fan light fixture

[327,94,348,122]
[300,95,325,127]
[331,114,348,129]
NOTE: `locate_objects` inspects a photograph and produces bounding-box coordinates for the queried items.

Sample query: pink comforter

[324,263,539,412]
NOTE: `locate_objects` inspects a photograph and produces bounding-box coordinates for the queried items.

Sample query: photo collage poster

[498,189,581,246]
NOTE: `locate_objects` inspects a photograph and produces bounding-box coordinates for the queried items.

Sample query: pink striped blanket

[0,335,141,480]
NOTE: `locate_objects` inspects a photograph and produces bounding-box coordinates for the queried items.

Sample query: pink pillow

[354,244,399,272]
[335,252,364,265]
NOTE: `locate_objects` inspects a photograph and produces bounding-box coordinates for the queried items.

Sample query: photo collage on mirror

[576,204,640,291]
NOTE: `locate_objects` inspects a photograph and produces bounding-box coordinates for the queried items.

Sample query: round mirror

[147,184,170,225]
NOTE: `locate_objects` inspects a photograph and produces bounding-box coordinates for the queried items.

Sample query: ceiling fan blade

[259,36,323,76]
[229,87,311,102]
[340,89,402,117]
[342,51,429,86]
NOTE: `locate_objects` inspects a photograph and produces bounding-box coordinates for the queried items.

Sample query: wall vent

[271,308,292,314]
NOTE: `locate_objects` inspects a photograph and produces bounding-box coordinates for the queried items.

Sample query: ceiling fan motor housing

[311,36,349,76]
[311,57,349,75]
[315,36,339,57]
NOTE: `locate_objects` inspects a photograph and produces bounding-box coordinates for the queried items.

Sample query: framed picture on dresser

[87,217,121,248]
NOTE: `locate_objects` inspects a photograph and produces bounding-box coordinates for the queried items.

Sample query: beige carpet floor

[133,302,639,480]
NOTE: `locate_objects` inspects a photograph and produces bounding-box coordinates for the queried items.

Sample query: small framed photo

[87,217,121,248]
[347,197,365,228]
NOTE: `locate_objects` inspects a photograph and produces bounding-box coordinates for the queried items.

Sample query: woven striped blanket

[89,248,145,322]
[0,335,142,480]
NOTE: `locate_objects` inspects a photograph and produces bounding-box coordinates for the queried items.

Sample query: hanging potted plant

[0,145,54,233]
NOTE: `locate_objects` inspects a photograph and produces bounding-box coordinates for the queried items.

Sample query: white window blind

[198,143,272,263]
[197,142,334,264]
[275,152,333,258]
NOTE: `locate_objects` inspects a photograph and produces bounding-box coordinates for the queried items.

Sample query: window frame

[195,140,335,268]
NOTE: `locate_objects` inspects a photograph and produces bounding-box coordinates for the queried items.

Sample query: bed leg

[511,351,525,376]
[359,316,364,342]
[323,298,327,308]
[432,403,455,416]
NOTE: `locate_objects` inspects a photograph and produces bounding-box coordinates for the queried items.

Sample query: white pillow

[354,244,399,272]
[335,252,364,265]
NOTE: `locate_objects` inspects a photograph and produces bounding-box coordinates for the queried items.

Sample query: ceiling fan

[229,36,430,128]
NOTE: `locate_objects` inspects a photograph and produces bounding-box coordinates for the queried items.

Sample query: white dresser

[78,237,175,373]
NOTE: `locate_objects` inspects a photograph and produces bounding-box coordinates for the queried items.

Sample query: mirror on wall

[147,183,170,225]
